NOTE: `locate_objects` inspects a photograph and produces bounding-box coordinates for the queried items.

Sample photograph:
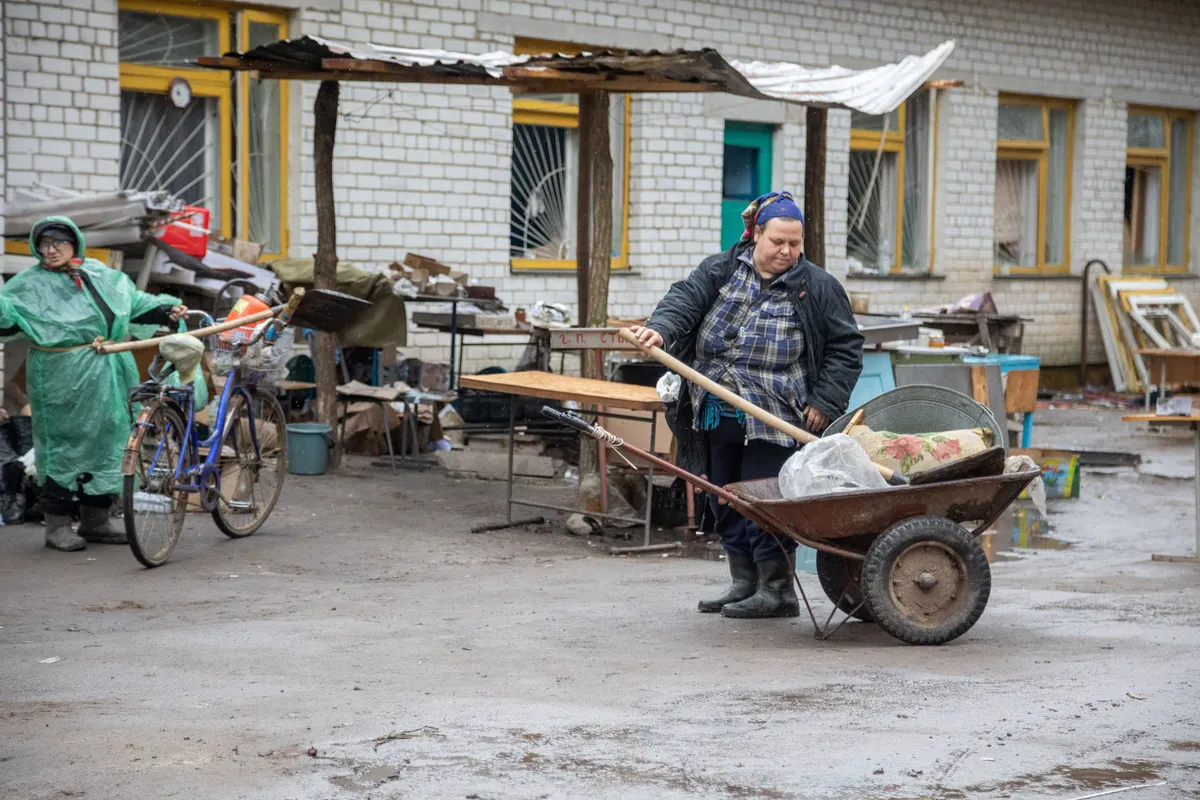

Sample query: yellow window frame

[118,0,232,237]
[994,94,1075,274]
[237,8,290,260]
[1124,106,1193,274]
[117,1,290,255]
[510,38,631,272]
[849,102,907,274]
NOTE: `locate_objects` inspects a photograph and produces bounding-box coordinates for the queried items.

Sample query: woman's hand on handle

[628,325,664,350]
[168,305,189,322]
[803,405,830,433]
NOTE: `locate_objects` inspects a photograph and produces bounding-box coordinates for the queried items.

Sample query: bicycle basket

[209,327,293,386]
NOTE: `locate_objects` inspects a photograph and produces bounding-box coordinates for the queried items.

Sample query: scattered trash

[1005,455,1046,516]
[38,657,60,664]
[655,371,681,403]
[1126,693,1146,700]
[1065,781,1167,800]
[373,726,440,751]
[306,747,318,757]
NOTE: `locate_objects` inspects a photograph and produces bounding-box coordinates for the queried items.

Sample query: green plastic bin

[286,423,332,475]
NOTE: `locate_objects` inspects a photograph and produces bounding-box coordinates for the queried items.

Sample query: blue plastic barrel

[286,423,332,475]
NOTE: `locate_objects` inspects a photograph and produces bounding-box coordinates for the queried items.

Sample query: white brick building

[3,0,1200,375]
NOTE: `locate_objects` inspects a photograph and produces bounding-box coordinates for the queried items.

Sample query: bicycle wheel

[212,387,288,538]
[124,400,189,568]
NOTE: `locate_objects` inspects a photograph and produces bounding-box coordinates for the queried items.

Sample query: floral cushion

[848,425,994,476]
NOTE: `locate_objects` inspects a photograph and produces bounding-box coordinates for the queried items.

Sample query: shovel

[95,288,372,354]
[616,327,909,486]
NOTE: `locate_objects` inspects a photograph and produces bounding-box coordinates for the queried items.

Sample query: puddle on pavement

[968,759,1165,794]
[980,501,1072,563]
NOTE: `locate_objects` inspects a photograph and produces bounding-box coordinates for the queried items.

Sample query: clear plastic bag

[656,371,681,402]
[1004,455,1046,515]
[778,434,888,499]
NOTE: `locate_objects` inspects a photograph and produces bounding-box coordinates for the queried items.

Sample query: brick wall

[3,0,1200,374]
[3,0,121,196]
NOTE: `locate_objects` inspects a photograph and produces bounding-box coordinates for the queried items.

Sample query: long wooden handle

[617,327,900,483]
[95,307,278,354]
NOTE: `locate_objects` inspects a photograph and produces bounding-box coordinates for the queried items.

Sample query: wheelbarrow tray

[724,468,1040,556]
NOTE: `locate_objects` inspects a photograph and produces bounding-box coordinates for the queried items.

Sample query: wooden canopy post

[575,90,613,511]
[313,80,341,436]
[804,106,827,267]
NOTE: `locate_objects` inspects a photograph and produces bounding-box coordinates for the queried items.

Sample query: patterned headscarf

[740,191,805,241]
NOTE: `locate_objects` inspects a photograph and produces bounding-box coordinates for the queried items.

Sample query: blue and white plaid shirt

[690,252,807,447]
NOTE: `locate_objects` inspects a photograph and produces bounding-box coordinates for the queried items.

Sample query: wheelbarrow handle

[540,406,596,435]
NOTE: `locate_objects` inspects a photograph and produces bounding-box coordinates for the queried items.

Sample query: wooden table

[1137,349,1200,410]
[458,371,667,545]
[1123,413,1200,563]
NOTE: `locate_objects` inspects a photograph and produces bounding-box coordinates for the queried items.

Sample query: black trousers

[705,415,798,562]
[40,479,113,516]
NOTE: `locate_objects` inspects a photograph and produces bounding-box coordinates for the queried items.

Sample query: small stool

[335,393,400,475]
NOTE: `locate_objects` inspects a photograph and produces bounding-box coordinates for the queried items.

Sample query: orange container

[221,294,270,340]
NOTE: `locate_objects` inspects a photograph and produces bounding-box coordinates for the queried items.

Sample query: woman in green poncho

[0,217,185,551]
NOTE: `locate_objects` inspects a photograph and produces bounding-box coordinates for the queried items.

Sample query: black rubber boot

[79,505,126,545]
[698,552,757,613]
[720,552,801,618]
[45,514,86,552]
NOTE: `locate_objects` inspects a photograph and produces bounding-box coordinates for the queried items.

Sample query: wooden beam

[804,106,827,267]
[313,80,341,443]
[511,79,719,94]
[576,93,595,321]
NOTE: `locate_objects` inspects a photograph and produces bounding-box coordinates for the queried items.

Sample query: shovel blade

[289,289,372,333]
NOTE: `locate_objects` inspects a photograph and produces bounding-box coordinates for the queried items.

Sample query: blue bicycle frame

[141,364,263,514]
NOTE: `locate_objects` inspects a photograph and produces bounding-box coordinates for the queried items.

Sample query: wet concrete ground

[2,408,1199,799]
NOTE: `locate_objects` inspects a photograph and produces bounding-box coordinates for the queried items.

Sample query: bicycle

[122,297,294,568]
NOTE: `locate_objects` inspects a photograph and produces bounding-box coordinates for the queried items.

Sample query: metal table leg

[449,301,458,389]
[643,413,657,547]
[1194,423,1199,557]
[506,398,516,524]
[381,400,396,475]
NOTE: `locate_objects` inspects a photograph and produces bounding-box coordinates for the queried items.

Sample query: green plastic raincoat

[0,216,180,497]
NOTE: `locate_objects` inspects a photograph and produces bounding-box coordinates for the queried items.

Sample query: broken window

[1124,108,1193,272]
[847,90,934,275]
[994,96,1075,273]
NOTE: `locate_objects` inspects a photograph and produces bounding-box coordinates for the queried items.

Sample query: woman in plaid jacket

[630,191,863,619]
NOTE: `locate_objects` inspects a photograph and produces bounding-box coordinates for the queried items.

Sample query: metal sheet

[202,37,955,115]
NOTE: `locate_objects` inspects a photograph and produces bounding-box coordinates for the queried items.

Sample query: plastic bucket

[286,423,332,475]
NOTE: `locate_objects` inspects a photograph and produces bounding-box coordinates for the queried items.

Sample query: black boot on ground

[79,505,126,545]
[720,552,800,618]
[698,551,757,613]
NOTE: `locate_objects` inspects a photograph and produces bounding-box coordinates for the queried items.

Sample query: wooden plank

[1122,414,1200,423]
[1151,554,1200,564]
[1004,369,1040,414]
[548,328,637,351]
[458,371,665,411]
[804,106,827,266]
[970,366,990,404]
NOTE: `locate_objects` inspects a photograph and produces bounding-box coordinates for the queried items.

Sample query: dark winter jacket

[645,242,864,473]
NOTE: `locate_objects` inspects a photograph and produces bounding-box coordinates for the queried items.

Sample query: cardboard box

[403,253,452,276]
[449,270,469,285]
[1011,448,1081,499]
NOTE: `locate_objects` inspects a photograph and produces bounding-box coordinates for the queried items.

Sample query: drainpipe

[1080,259,1112,387]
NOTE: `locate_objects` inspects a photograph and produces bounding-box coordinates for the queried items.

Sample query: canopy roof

[199,37,955,115]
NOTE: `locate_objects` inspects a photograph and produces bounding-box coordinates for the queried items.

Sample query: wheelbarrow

[542,407,1041,646]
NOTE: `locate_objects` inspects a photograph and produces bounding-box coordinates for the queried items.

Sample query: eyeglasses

[37,240,73,255]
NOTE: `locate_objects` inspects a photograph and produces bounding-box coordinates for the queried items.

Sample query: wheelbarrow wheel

[861,516,990,645]
[815,551,873,622]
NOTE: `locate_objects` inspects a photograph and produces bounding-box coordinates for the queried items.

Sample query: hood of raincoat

[29,216,86,266]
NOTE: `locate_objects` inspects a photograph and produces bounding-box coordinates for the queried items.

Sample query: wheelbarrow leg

[815,588,869,641]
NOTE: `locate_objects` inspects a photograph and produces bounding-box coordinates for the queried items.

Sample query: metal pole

[644,412,657,547]
[449,300,459,390]
[1193,423,1199,557]
[506,398,516,524]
